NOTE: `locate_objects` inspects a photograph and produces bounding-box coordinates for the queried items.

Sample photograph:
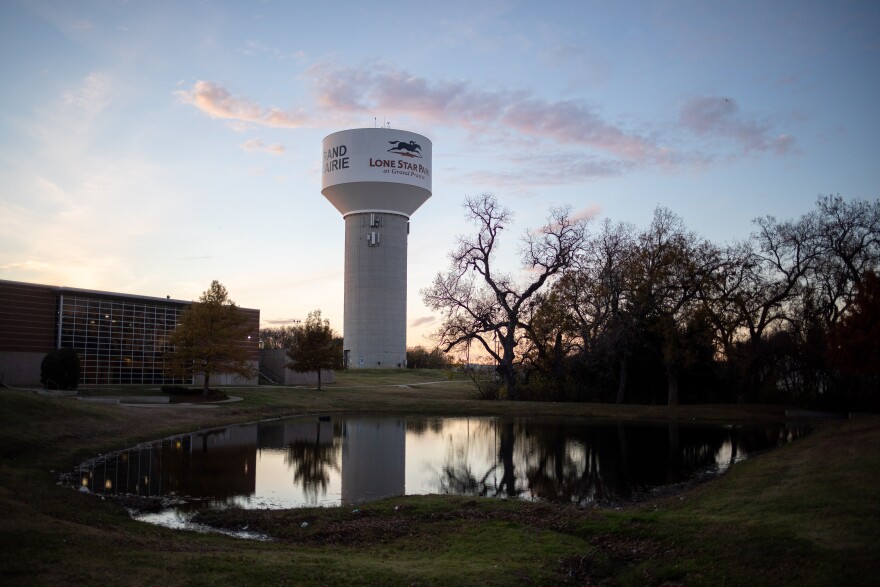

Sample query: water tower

[321,128,432,368]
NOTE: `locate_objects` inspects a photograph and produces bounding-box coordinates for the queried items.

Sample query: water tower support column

[321,128,432,369]
[343,211,408,368]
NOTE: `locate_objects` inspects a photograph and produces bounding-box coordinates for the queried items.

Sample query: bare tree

[722,214,820,399]
[804,194,880,327]
[421,194,589,400]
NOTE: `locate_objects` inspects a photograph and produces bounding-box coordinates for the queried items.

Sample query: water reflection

[75,416,808,515]
[342,419,406,505]
[282,420,338,502]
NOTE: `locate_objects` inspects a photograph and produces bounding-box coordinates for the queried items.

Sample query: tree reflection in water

[284,423,341,504]
[439,420,523,498]
[436,418,808,506]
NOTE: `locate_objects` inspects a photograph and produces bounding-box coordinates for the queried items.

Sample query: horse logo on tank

[387,140,423,158]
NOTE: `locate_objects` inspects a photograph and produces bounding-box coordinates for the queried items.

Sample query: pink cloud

[411,315,437,328]
[499,99,657,161]
[241,138,286,155]
[570,204,602,224]
[455,152,632,195]
[680,96,796,155]
[176,81,308,128]
[176,70,794,182]
[306,63,664,163]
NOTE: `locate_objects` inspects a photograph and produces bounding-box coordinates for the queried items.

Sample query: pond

[73,415,808,531]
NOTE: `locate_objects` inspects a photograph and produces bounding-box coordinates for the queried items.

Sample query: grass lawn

[1,369,877,585]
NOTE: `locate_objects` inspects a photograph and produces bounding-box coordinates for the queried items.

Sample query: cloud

[235,40,307,61]
[411,315,437,328]
[454,152,632,194]
[680,96,796,155]
[237,40,269,56]
[175,81,308,128]
[62,72,116,117]
[177,68,794,185]
[307,62,666,163]
[70,19,94,30]
[241,138,286,155]
[0,260,52,271]
[264,318,303,325]
[570,204,602,224]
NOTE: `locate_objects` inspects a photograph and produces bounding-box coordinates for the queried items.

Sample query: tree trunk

[666,363,679,407]
[667,421,680,473]
[203,373,211,397]
[497,421,516,497]
[498,362,517,400]
[553,332,564,382]
[616,356,628,404]
[499,336,517,400]
[317,369,322,391]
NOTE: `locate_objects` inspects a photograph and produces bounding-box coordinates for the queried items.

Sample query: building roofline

[0,278,258,311]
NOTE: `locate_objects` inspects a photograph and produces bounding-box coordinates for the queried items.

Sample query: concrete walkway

[76,395,244,408]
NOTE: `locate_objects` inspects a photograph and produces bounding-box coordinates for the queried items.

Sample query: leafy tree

[828,271,880,376]
[286,310,340,390]
[166,280,255,395]
[406,346,454,369]
[422,194,589,400]
[827,271,880,410]
[625,208,720,406]
[551,219,638,403]
[259,325,299,349]
[40,348,81,390]
[519,289,577,398]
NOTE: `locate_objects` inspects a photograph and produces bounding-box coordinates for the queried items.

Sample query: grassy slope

[1,370,877,585]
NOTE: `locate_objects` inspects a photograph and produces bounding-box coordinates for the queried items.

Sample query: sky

[1,0,878,351]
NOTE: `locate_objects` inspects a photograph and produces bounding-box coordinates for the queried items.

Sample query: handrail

[259,365,285,384]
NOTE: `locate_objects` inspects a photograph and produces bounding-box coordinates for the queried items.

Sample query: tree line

[422,193,879,410]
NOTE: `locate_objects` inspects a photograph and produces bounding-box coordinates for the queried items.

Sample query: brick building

[0,279,259,387]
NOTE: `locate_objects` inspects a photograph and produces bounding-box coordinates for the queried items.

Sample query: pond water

[73,415,807,530]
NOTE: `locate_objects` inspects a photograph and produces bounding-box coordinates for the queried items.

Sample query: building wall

[192,360,259,387]
[0,351,45,387]
[0,281,57,386]
[259,348,335,385]
[0,279,260,387]
[57,291,190,386]
[344,212,408,368]
[0,281,57,353]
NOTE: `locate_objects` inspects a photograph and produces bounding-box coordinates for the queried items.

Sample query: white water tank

[321,128,432,368]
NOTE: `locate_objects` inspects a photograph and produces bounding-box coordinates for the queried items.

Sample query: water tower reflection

[341,418,406,505]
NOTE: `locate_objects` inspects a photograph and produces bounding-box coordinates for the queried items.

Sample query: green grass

[1,370,878,585]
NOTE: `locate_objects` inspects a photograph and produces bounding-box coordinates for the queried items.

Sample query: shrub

[40,348,81,390]
[160,385,194,395]
[161,385,229,401]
